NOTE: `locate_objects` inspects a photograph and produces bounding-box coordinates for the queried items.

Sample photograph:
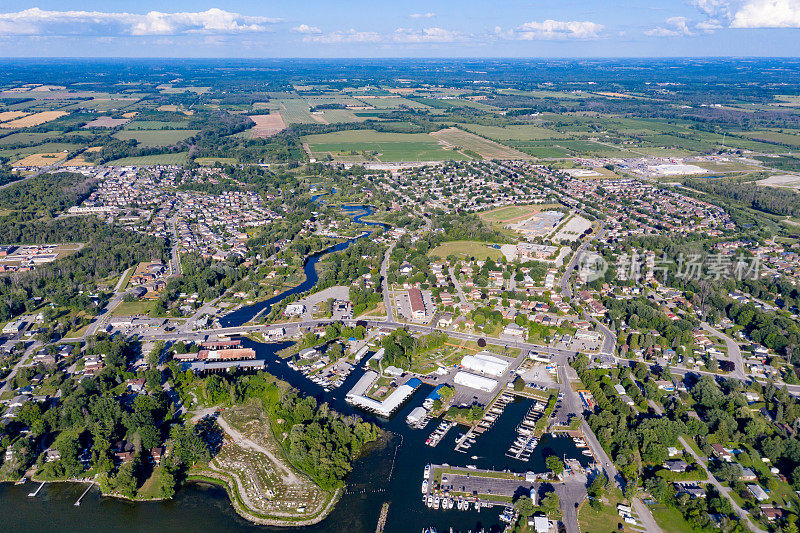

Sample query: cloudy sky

[0,1,797,57]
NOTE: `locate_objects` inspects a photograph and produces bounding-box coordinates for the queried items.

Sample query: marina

[454,392,515,453]
[505,400,546,461]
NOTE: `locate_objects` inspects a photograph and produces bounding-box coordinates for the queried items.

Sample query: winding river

[1,199,589,533]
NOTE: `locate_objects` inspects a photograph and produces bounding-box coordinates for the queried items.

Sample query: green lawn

[110,300,156,316]
[459,123,568,141]
[429,240,504,261]
[651,503,707,533]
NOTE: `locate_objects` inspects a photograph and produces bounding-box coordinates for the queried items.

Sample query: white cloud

[393,27,459,42]
[509,20,604,40]
[645,16,694,36]
[302,29,381,44]
[688,0,800,28]
[410,12,436,19]
[292,24,321,34]
[0,7,280,36]
[731,0,800,27]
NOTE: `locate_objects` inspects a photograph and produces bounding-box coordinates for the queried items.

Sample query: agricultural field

[0,131,63,145]
[106,152,190,166]
[1,143,84,162]
[304,129,470,162]
[0,111,28,123]
[83,117,130,128]
[429,240,504,261]
[123,120,192,130]
[735,129,800,148]
[247,113,286,138]
[0,111,68,129]
[113,129,199,147]
[14,152,68,166]
[430,127,532,159]
[355,96,431,109]
[315,109,365,124]
[458,123,568,141]
[195,157,238,166]
[276,99,318,124]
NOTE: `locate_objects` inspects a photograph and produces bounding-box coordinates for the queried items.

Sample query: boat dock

[505,400,546,461]
[425,420,454,447]
[28,482,45,497]
[454,392,514,453]
[75,481,94,506]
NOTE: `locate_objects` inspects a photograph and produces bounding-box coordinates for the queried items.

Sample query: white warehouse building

[454,371,498,392]
[460,351,509,377]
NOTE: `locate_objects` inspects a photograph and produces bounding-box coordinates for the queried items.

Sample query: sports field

[106,152,190,166]
[430,127,532,159]
[113,129,199,147]
[429,241,504,261]
[303,129,470,162]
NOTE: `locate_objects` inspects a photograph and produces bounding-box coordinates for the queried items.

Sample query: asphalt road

[700,322,744,380]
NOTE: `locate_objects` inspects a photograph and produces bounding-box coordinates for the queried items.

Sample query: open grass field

[14,152,68,166]
[113,129,199,147]
[479,204,556,223]
[106,152,190,166]
[317,109,365,124]
[459,123,568,141]
[247,112,286,138]
[0,110,68,129]
[429,240,504,261]
[304,129,470,162]
[430,127,533,159]
[110,300,156,317]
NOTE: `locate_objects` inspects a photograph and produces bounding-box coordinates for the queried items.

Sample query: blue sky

[0,1,797,57]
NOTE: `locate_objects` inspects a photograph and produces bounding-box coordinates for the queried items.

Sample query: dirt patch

[247,112,286,138]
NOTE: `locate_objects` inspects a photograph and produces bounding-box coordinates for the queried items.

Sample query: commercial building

[454,371,498,392]
[460,351,509,377]
[346,373,422,417]
[409,288,426,320]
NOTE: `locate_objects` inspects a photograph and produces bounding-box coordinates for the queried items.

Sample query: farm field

[113,129,199,147]
[0,111,67,128]
[1,143,84,162]
[195,157,238,166]
[247,113,286,138]
[735,129,800,148]
[14,152,68,166]
[430,127,532,159]
[0,111,28,123]
[83,117,130,128]
[303,129,470,162]
[124,120,192,130]
[0,131,63,145]
[458,123,568,141]
[276,99,317,124]
[355,96,431,109]
[316,109,365,124]
[429,240,504,261]
[106,152,190,166]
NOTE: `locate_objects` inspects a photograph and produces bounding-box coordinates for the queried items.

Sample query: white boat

[582,449,593,456]
[421,480,428,493]
[423,464,431,479]
[427,495,433,507]
[466,464,477,470]
[434,497,440,509]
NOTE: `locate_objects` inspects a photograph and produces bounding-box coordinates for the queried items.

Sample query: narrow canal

[1,199,590,533]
